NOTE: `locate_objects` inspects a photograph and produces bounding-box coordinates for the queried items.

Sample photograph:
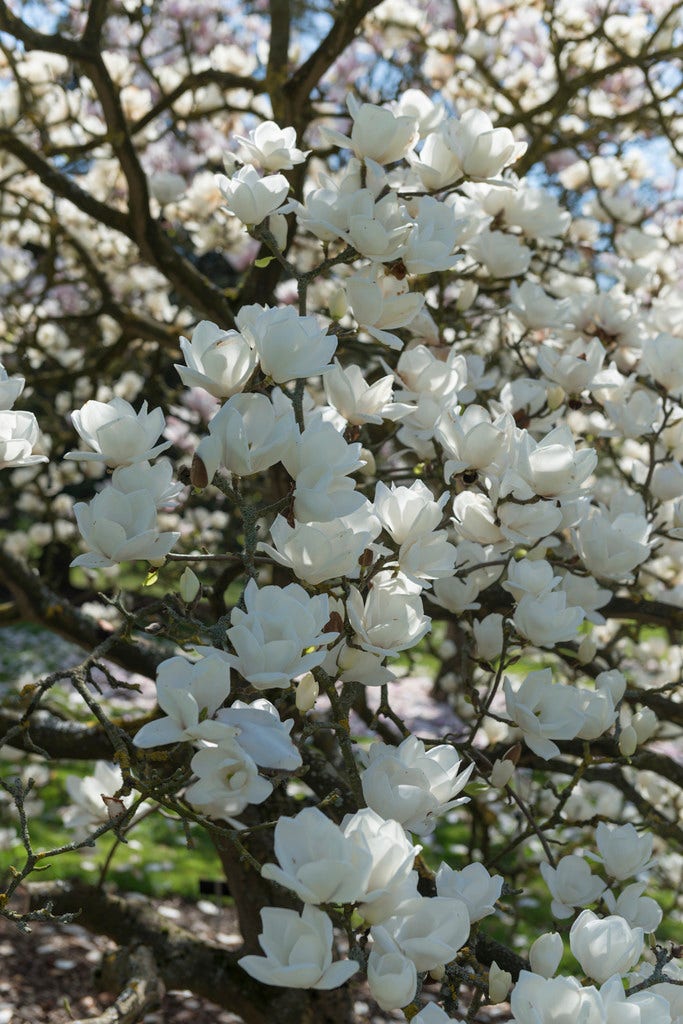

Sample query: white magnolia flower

[468,230,531,278]
[641,332,683,393]
[322,95,418,165]
[185,739,272,817]
[0,409,47,469]
[436,405,506,479]
[529,933,564,978]
[261,806,373,905]
[374,479,448,544]
[570,910,644,984]
[383,895,470,972]
[71,487,179,568]
[0,363,25,410]
[111,459,183,509]
[600,975,673,1024]
[133,649,232,748]
[195,392,296,481]
[175,320,257,398]
[343,808,421,924]
[66,397,169,466]
[239,905,359,989]
[367,930,418,1010]
[215,698,302,771]
[595,823,654,881]
[574,509,651,582]
[540,855,607,919]
[511,971,605,1024]
[237,304,336,383]
[503,669,586,760]
[435,862,503,922]
[603,883,663,934]
[509,281,572,329]
[236,121,308,170]
[62,762,144,839]
[282,419,366,522]
[216,164,289,224]
[226,579,337,690]
[346,572,430,658]
[361,735,473,836]
[259,507,380,586]
[513,591,585,648]
[323,359,395,425]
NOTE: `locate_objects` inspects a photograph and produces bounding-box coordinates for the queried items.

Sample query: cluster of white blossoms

[0,362,47,470]
[65,398,181,568]
[14,81,682,1022]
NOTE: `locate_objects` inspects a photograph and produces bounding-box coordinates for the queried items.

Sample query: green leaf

[144,569,159,587]
[254,256,274,268]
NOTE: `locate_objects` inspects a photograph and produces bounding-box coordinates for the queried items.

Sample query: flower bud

[358,447,376,476]
[619,723,638,757]
[488,961,512,1002]
[456,280,478,311]
[490,758,515,788]
[268,212,288,251]
[328,284,348,321]
[296,672,319,712]
[179,567,200,603]
[631,708,657,744]
[529,932,563,978]
[577,633,597,664]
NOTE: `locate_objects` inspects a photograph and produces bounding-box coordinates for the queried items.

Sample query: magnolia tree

[0,0,683,1021]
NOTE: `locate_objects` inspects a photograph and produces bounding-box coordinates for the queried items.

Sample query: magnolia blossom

[343,808,421,924]
[468,230,531,278]
[382,896,470,972]
[539,855,607,919]
[0,362,25,409]
[323,359,395,424]
[511,971,605,1024]
[435,862,503,922]
[195,392,296,481]
[281,419,366,522]
[641,331,683,393]
[259,508,380,586]
[215,699,302,771]
[361,735,473,835]
[62,762,143,839]
[237,304,336,383]
[513,591,585,648]
[595,823,654,880]
[66,397,169,466]
[261,806,373,905]
[367,930,418,1010]
[226,579,337,689]
[71,487,179,568]
[133,649,232,748]
[175,320,257,398]
[0,409,47,468]
[503,669,586,759]
[236,121,308,170]
[436,405,506,479]
[216,164,289,224]
[110,459,183,509]
[374,479,448,544]
[603,883,663,934]
[529,933,564,979]
[322,95,418,165]
[569,910,644,984]
[185,740,272,817]
[346,573,430,658]
[600,975,673,1024]
[574,509,651,581]
[239,905,359,989]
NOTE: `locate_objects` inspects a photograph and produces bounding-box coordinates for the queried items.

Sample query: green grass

[0,761,223,902]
